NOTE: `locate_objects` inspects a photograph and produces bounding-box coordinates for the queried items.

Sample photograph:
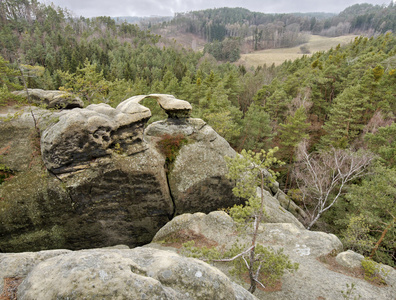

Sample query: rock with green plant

[151,211,396,299]
[3,94,289,252]
[146,117,243,214]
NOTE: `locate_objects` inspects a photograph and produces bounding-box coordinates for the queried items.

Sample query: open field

[238,35,359,68]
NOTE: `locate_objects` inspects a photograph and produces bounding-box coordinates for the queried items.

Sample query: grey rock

[0,107,61,171]
[122,94,192,118]
[13,89,84,109]
[0,148,173,251]
[151,212,396,300]
[146,118,243,214]
[276,190,308,221]
[0,249,71,292]
[152,211,236,247]
[259,188,305,229]
[11,247,257,300]
[41,102,151,173]
[336,250,364,269]
[0,94,303,252]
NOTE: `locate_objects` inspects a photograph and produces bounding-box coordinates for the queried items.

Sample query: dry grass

[317,253,387,287]
[238,34,359,68]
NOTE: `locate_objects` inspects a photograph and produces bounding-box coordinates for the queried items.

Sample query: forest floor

[238,34,359,68]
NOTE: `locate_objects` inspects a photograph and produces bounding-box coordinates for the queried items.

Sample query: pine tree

[321,85,367,148]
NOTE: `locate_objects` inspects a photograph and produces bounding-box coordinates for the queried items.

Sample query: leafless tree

[293,140,375,230]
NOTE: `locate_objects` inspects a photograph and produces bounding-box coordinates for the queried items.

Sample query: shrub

[156,133,188,165]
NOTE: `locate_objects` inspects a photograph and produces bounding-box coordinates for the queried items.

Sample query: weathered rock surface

[0,249,71,292]
[0,148,173,251]
[12,89,84,109]
[0,247,257,300]
[123,94,192,118]
[0,107,61,172]
[146,118,243,214]
[41,102,151,173]
[0,94,301,252]
[152,212,396,300]
[258,188,305,228]
[336,250,364,269]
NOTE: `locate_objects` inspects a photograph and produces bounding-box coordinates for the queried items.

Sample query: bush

[156,133,188,165]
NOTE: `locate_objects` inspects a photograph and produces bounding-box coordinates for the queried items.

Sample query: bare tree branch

[293,140,375,229]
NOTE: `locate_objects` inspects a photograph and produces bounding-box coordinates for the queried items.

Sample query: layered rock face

[1,94,257,251]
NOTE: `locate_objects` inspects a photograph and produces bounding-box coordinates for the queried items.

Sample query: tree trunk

[369,218,395,259]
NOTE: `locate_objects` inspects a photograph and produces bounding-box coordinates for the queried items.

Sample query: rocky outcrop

[41,102,151,173]
[122,94,192,118]
[12,89,84,109]
[0,247,257,300]
[145,118,242,214]
[152,212,396,300]
[0,94,303,252]
[0,95,249,251]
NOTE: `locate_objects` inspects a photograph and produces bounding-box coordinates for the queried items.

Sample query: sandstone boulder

[151,212,396,300]
[0,247,258,300]
[122,94,192,118]
[258,188,305,228]
[0,249,71,293]
[41,102,151,173]
[12,89,84,109]
[0,147,173,252]
[146,118,243,214]
[336,250,364,269]
[0,107,62,172]
[1,94,302,252]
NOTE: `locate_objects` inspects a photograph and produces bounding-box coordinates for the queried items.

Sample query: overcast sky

[45,0,393,18]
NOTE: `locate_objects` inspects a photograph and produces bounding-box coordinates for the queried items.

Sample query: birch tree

[293,140,375,230]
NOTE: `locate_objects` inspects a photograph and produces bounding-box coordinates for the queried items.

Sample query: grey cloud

[47,0,390,17]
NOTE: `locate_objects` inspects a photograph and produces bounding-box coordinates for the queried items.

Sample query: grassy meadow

[239,35,359,68]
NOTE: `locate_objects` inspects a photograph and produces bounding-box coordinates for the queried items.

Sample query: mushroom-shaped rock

[13,89,84,109]
[41,102,151,174]
[121,94,192,118]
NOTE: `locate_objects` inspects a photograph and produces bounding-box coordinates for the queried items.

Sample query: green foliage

[365,123,396,167]
[321,85,368,148]
[181,240,298,288]
[361,258,388,283]
[225,148,283,214]
[58,59,111,104]
[224,148,296,293]
[0,164,13,185]
[224,243,298,287]
[203,38,241,62]
[156,133,188,166]
[342,215,376,255]
[238,103,273,152]
[344,164,396,266]
[0,55,23,105]
[340,283,361,300]
[181,240,222,261]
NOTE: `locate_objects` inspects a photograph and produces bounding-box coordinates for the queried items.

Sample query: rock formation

[3,93,299,251]
[0,246,257,300]
[151,211,396,300]
[12,89,84,109]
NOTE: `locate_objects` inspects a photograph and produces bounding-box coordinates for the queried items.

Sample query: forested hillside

[0,0,395,266]
[150,4,396,61]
